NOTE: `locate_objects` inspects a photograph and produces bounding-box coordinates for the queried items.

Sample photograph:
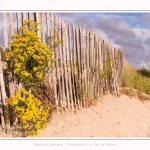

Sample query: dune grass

[122,60,150,100]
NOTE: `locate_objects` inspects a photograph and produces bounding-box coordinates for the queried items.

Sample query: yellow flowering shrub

[6,88,50,137]
[5,20,61,137]
[5,20,61,89]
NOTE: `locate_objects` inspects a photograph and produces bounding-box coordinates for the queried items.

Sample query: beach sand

[38,94,150,138]
[1,93,150,138]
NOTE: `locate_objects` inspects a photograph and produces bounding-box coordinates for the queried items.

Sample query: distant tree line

[137,67,150,79]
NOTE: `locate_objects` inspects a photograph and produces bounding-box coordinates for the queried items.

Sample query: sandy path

[1,94,150,138]
[37,94,150,138]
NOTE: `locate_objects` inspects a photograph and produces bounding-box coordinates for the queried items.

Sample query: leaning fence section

[0,12,124,129]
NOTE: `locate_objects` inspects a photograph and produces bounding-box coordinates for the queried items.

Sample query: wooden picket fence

[0,12,124,132]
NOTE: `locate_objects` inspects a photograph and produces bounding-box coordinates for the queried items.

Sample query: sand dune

[37,94,150,138]
[1,93,150,138]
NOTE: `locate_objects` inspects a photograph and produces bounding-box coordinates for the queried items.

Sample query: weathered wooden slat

[100,38,103,98]
[96,35,99,99]
[116,48,120,95]
[110,45,114,93]
[75,28,81,109]
[79,27,84,108]
[33,12,37,22]
[97,37,101,99]
[97,36,101,99]
[85,29,90,103]
[0,87,5,127]
[99,39,102,94]
[93,34,96,99]
[107,43,110,92]
[28,12,32,20]
[113,47,116,95]
[0,49,10,131]
[8,13,15,97]
[120,50,123,77]
[94,34,97,99]
[21,12,26,25]
[114,47,117,95]
[9,13,14,39]
[94,34,99,100]
[40,13,45,44]
[72,25,77,110]
[2,13,8,49]
[116,48,120,96]
[46,12,50,47]
[113,48,118,96]
[67,24,74,111]
[117,49,121,88]
[76,28,81,85]
[103,40,106,92]
[81,28,86,107]
[107,43,110,91]
[50,13,57,107]
[48,13,54,95]
[101,40,104,93]
[35,12,41,36]
[90,33,93,99]
[0,60,7,105]
[89,30,92,70]
[50,13,54,37]
[118,49,121,86]
[69,25,75,110]
[104,42,108,92]
[62,21,70,109]
[93,33,96,70]
[106,43,110,93]
[0,52,5,128]
[89,30,94,100]
[59,17,66,108]
[120,50,124,87]
[16,13,21,34]
[86,30,90,69]
[54,14,59,107]
[109,46,113,94]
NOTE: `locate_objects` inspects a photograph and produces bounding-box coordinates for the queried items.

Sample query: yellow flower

[33,67,38,71]
[36,72,43,79]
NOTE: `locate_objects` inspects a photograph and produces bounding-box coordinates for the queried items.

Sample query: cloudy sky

[0,12,150,70]
[56,12,150,70]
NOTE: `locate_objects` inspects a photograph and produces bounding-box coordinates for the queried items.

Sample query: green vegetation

[122,61,150,100]
[137,67,150,78]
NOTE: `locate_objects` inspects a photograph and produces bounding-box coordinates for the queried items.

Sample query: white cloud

[138,60,150,70]
[94,13,138,21]
[94,28,121,48]
[132,28,150,42]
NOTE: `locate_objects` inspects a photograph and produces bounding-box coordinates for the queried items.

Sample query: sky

[56,12,150,70]
[0,12,150,70]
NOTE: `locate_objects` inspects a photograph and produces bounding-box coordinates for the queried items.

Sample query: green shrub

[122,62,150,100]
